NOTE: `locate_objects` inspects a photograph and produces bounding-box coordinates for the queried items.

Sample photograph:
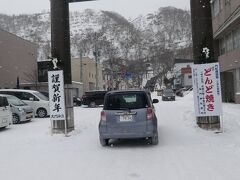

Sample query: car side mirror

[29,97,34,101]
[152,99,159,104]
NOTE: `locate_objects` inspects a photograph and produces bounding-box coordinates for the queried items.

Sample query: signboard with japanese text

[192,63,223,117]
[48,70,66,121]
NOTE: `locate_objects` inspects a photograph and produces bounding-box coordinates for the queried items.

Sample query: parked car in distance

[162,89,175,101]
[0,89,49,118]
[0,96,12,128]
[82,90,107,107]
[0,94,34,124]
[156,89,163,96]
[175,89,184,97]
[99,90,159,146]
[73,96,82,106]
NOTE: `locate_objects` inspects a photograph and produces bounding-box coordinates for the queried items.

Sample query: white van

[0,89,49,118]
[0,96,12,128]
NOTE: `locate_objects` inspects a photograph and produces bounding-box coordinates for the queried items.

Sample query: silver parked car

[98,90,159,146]
[1,95,34,124]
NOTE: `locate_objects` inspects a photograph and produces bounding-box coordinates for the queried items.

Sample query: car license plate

[120,115,133,122]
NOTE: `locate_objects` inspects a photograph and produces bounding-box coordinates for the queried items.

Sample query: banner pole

[220,115,224,133]
[64,118,67,136]
[50,119,53,136]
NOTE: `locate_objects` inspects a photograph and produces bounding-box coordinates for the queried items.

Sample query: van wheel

[37,108,47,118]
[12,114,20,124]
[89,101,96,108]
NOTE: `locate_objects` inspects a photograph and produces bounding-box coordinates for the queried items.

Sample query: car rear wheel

[37,108,47,118]
[151,134,159,145]
[100,137,109,146]
[12,114,20,124]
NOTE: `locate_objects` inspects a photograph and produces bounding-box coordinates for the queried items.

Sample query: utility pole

[94,33,100,90]
[95,44,99,90]
[190,0,220,129]
[80,50,83,82]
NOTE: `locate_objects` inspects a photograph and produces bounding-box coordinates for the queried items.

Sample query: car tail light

[147,107,153,120]
[101,111,106,121]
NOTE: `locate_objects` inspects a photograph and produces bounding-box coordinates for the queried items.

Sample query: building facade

[0,29,38,89]
[173,59,194,90]
[71,57,103,94]
[212,0,240,103]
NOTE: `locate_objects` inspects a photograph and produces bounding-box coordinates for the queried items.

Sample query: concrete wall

[0,29,38,89]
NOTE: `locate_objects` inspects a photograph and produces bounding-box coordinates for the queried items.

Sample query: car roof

[106,90,150,95]
[0,89,39,93]
[85,90,107,92]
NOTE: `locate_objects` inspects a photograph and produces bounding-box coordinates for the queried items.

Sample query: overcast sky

[1,0,190,19]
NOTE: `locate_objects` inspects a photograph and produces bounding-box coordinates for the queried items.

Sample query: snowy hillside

[0,7,192,61]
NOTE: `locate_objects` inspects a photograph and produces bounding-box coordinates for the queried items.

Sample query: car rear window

[163,89,174,95]
[105,92,149,110]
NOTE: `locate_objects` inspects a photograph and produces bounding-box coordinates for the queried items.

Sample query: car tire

[37,108,47,118]
[12,114,20,124]
[89,101,96,108]
[100,137,109,146]
[151,134,159,145]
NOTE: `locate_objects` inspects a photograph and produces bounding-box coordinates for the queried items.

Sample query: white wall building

[173,59,194,89]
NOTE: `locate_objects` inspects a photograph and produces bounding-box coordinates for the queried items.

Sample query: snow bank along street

[1,92,240,180]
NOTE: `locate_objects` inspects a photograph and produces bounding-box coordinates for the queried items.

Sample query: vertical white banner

[192,63,223,117]
[48,70,66,121]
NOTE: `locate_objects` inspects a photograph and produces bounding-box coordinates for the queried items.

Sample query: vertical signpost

[48,70,67,135]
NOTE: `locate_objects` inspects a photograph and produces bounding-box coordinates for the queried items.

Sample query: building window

[233,28,240,49]
[212,0,220,17]
[218,27,240,56]
[237,68,240,93]
[225,0,231,5]
[219,37,226,55]
[226,32,233,53]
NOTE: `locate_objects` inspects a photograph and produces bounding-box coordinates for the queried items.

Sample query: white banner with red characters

[192,63,223,117]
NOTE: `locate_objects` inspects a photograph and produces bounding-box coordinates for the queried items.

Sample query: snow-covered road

[1,92,240,180]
